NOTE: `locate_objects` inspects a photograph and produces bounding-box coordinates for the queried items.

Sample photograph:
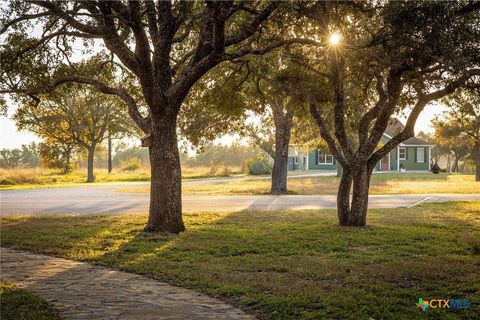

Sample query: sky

[0,103,444,149]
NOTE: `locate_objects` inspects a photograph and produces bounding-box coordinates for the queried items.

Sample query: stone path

[0,247,255,320]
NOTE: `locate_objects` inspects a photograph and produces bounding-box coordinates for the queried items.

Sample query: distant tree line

[0,142,39,168]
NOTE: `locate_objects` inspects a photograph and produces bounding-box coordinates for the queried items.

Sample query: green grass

[0,282,60,320]
[119,173,479,195]
[1,202,479,319]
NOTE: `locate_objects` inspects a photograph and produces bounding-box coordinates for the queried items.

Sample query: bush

[248,157,271,175]
[0,179,16,185]
[120,158,142,171]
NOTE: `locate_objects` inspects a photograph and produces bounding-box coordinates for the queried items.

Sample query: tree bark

[145,113,185,233]
[476,141,480,181]
[86,146,95,183]
[336,164,343,177]
[271,135,290,193]
[271,100,293,194]
[335,164,372,227]
[108,135,112,173]
[337,167,352,225]
[347,165,372,226]
[453,155,459,173]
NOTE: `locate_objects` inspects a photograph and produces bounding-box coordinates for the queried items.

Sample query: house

[288,119,435,172]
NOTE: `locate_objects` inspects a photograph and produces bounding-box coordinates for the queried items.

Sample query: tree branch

[308,96,347,166]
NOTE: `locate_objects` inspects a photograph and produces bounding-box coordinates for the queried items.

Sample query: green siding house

[288,119,435,172]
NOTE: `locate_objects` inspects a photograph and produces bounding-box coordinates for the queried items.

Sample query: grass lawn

[0,281,60,320]
[120,173,479,195]
[1,202,479,319]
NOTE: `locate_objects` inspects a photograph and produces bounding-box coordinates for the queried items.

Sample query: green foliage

[0,178,16,185]
[113,147,149,167]
[247,156,271,175]
[38,142,74,173]
[0,143,39,168]
[184,143,260,168]
[120,158,142,172]
[0,281,60,320]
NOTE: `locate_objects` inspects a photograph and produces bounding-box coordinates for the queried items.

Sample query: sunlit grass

[119,173,479,195]
[1,202,479,319]
[0,166,244,190]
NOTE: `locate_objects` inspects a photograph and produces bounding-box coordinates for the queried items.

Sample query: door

[380,155,389,171]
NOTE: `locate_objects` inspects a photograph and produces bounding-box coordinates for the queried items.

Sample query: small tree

[38,141,75,174]
[14,84,134,182]
[432,118,470,173]
[438,89,480,180]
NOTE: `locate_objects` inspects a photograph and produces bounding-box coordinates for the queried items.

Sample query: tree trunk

[336,163,343,177]
[107,135,112,173]
[107,136,112,173]
[271,100,293,194]
[64,150,71,174]
[336,167,352,225]
[348,165,372,226]
[271,127,291,194]
[453,154,460,172]
[145,114,185,233]
[86,146,95,183]
[336,164,372,227]
[476,141,480,182]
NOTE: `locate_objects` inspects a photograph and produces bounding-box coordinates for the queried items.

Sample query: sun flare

[329,32,342,45]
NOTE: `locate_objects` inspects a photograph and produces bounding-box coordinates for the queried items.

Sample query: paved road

[1,184,479,215]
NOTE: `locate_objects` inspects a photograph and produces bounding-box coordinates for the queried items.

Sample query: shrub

[220,166,232,176]
[209,161,220,175]
[120,158,142,171]
[248,157,271,175]
[0,179,16,185]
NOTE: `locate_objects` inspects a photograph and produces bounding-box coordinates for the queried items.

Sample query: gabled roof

[384,118,435,146]
[402,137,435,146]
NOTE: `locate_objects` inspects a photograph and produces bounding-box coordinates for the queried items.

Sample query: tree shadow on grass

[96,207,480,319]
[2,203,479,319]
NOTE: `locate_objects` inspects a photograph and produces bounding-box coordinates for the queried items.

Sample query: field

[0,166,243,190]
[1,202,479,319]
[119,173,479,195]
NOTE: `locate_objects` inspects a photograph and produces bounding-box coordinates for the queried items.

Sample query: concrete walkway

[0,247,254,320]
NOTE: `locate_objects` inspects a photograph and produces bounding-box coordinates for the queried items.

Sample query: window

[416,147,425,163]
[318,151,334,164]
[399,147,406,160]
[294,156,298,164]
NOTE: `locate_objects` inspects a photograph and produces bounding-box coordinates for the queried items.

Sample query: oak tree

[300,1,480,226]
[0,1,309,232]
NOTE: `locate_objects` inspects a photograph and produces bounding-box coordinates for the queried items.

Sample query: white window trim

[318,151,334,165]
[399,147,406,160]
[416,147,425,163]
[294,155,298,164]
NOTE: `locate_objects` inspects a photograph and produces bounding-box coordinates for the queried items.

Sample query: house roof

[402,136,434,146]
[384,118,405,136]
[385,118,435,146]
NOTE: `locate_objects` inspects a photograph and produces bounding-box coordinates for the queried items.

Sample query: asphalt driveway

[1,184,479,215]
